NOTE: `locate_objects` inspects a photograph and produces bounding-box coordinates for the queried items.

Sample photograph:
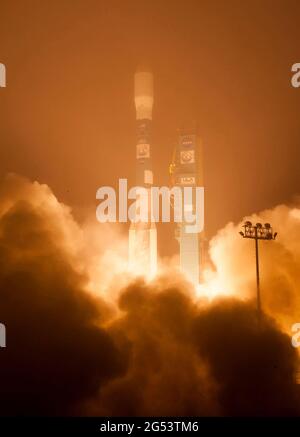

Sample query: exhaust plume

[0,174,299,416]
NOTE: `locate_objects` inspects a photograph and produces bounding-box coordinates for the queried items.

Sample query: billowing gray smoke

[0,174,299,416]
[95,282,299,416]
[0,175,127,415]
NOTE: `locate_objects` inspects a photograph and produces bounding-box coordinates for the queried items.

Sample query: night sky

[0,0,300,255]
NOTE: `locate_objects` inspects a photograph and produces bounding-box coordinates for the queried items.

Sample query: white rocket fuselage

[171,132,205,286]
[128,70,157,277]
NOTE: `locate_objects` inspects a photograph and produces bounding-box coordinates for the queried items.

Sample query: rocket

[128,68,157,277]
[169,129,205,286]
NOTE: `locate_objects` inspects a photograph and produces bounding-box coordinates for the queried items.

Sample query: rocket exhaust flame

[0,174,299,416]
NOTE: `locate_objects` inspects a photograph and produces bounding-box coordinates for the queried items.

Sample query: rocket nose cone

[134,64,154,119]
[134,69,153,96]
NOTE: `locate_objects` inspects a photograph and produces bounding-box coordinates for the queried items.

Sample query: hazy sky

[0,0,300,255]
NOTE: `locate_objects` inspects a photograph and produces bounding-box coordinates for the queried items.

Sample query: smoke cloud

[0,174,299,416]
[0,174,127,415]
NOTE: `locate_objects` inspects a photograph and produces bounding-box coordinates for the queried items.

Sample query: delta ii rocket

[128,68,157,276]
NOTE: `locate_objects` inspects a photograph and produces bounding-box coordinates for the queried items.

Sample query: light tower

[239,221,277,320]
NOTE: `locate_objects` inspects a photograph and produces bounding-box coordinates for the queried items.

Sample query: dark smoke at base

[95,284,300,416]
[193,300,299,416]
[0,175,299,416]
[0,201,128,415]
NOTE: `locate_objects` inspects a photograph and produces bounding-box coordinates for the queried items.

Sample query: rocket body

[128,69,157,277]
[170,131,205,285]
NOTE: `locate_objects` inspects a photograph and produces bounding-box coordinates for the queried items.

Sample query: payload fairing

[128,68,157,276]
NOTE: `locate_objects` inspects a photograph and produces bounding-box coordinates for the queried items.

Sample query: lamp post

[239,221,277,320]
